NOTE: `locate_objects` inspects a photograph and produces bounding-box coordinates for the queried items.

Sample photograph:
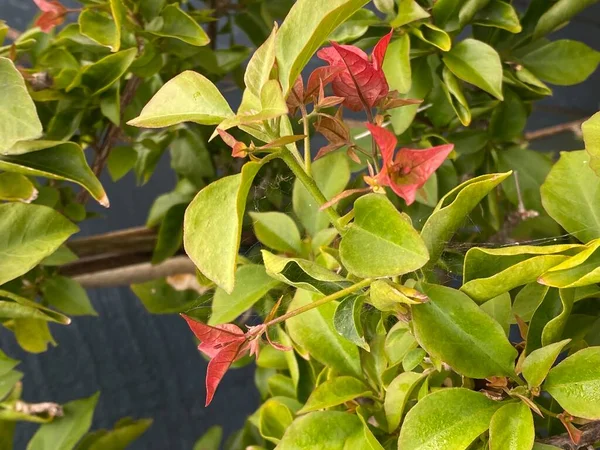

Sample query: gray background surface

[0,0,598,448]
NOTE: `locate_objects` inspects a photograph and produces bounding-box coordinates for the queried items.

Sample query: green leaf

[79,9,120,52]
[0,370,22,402]
[390,0,430,28]
[583,112,600,176]
[421,172,511,264]
[441,66,471,126]
[329,9,378,43]
[210,264,282,325]
[0,203,78,286]
[432,0,462,30]
[489,402,535,450]
[384,372,425,432]
[278,411,381,450]
[147,4,210,46]
[41,276,97,316]
[480,293,512,336]
[184,161,263,293]
[169,129,214,185]
[383,34,411,94]
[333,295,369,350]
[461,245,579,303]
[513,283,549,322]
[249,212,302,255]
[259,399,293,444]
[77,417,152,450]
[533,0,597,40]
[0,172,37,203]
[152,204,185,264]
[275,0,370,94]
[541,151,600,244]
[0,142,109,207]
[412,284,518,378]
[298,376,372,414]
[518,40,600,86]
[443,38,503,100]
[489,88,527,141]
[458,0,493,28]
[100,85,120,126]
[293,152,350,237]
[538,239,600,288]
[193,426,222,450]
[369,279,428,313]
[75,48,136,95]
[544,347,600,420]
[12,319,56,353]
[385,322,418,365]
[286,289,361,378]
[522,339,571,388]
[130,279,206,314]
[0,349,19,376]
[0,57,42,153]
[245,24,277,98]
[474,0,522,33]
[339,194,429,278]
[262,251,352,295]
[0,289,70,325]
[410,23,451,52]
[398,388,502,450]
[27,392,100,450]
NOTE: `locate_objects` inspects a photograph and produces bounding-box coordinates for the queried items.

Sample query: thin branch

[539,421,600,450]
[68,226,156,257]
[72,256,197,288]
[524,118,587,141]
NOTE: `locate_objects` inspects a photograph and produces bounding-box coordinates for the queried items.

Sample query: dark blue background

[0,0,599,448]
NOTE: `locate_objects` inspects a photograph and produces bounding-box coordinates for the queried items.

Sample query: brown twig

[524,118,587,141]
[539,421,600,450]
[67,226,156,257]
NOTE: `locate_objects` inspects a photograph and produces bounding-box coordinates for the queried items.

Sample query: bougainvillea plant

[2,0,600,449]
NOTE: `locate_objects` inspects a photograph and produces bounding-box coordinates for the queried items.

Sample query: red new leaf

[33,0,67,32]
[181,314,244,347]
[314,111,351,159]
[287,76,305,115]
[316,31,393,111]
[367,124,453,205]
[217,129,248,158]
[305,66,344,101]
[205,339,246,406]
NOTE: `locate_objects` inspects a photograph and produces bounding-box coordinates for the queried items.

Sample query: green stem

[280,149,344,234]
[262,278,373,328]
[300,104,312,176]
[536,403,560,418]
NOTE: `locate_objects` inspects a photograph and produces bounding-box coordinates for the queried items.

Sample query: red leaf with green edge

[205,339,246,406]
[33,0,67,32]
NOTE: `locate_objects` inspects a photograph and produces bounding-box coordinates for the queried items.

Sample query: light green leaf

[128,71,233,128]
[339,194,429,278]
[369,279,427,313]
[76,48,137,95]
[481,293,512,336]
[443,38,503,100]
[390,0,430,28]
[384,372,425,432]
[286,289,361,378]
[170,128,214,185]
[0,172,37,203]
[541,288,574,347]
[12,319,56,353]
[193,426,222,450]
[544,347,600,420]
[421,172,511,264]
[489,402,535,450]
[410,23,451,52]
[278,411,380,450]
[474,0,522,33]
[0,370,22,402]
[541,150,600,244]
[184,161,263,293]
[458,0,493,28]
[512,283,549,323]
[298,376,371,414]
[329,9,378,43]
[385,321,418,365]
[41,276,97,316]
[293,152,350,237]
[130,279,206,314]
[333,295,369,350]
[461,245,579,303]
[432,0,462,30]
[0,57,42,153]
[275,0,369,94]
[522,339,571,388]
[78,418,152,450]
[245,24,277,98]
[0,349,19,376]
[151,204,185,265]
[210,264,282,325]
[259,399,293,444]
[262,251,352,295]
[583,111,600,176]
[249,212,302,255]
[383,34,411,94]
[518,40,600,86]
[0,203,78,286]
[539,239,600,288]
[27,392,100,450]
[412,284,517,378]
[0,289,70,325]
[147,4,210,46]
[533,0,597,40]
[0,142,109,207]
[442,66,471,126]
[398,388,502,450]
[79,9,120,52]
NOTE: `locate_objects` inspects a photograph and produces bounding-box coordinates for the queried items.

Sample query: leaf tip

[98,194,110,208]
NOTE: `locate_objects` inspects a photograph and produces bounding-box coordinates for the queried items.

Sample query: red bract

[217,129,248,159]
[366,124,454,205]
[33,0,67,32]
[316,31,393,112]
[181,315,247,406]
